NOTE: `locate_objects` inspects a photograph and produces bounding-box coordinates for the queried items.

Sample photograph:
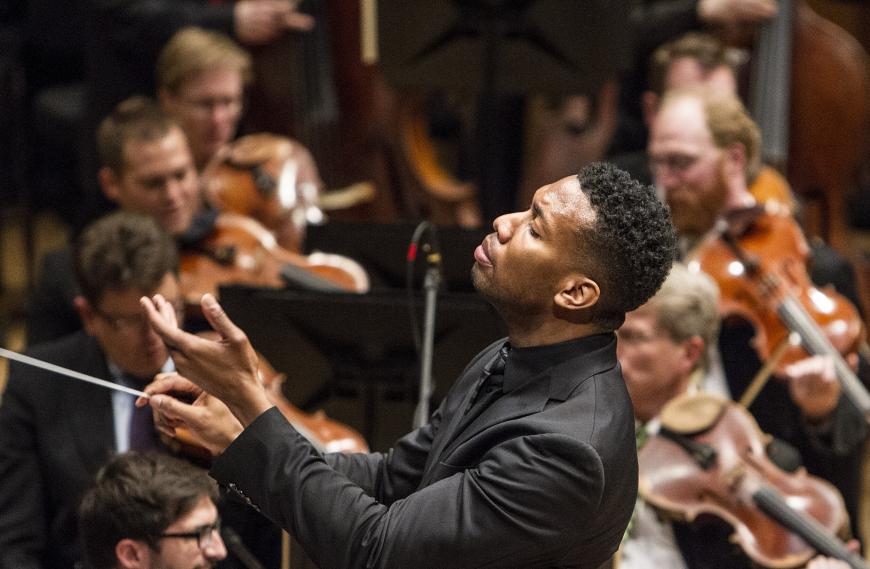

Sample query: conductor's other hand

[697,0,777,25]
[234,0,314,46]
[137,372,243,457]
[140,293,273,427]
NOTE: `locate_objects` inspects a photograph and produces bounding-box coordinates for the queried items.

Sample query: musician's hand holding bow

[140,293,273,428]
[781,354,856,423]
[136,372,243,457]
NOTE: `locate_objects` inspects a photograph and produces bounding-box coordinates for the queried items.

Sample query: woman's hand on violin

[137,372,243,457]
[697,0,777,25]
[806,556,851,569]
[782,355,847,421]
[140,292,273,428]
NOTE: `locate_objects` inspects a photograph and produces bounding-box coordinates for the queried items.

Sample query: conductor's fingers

[200,294,248,345]
[150,393,204,427]
[141,296,183,345]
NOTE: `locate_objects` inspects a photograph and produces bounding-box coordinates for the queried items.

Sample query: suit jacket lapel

[65,337,115,474]
[437,370,552,463]
[420,348,505,486]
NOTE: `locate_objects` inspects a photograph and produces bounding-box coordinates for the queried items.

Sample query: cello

[243,0,484,226]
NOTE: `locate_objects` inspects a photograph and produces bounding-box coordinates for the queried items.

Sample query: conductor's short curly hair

[575,162,676,330]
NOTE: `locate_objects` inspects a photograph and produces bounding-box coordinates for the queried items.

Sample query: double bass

[244,0,483,226]
[735,0,870,251]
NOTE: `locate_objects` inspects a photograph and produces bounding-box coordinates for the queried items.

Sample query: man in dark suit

[139,162,677,568]
[0,212,181,569]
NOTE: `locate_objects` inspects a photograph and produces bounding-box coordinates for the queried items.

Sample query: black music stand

[305,221,488,292]
[219,285,506,450]
[377,0,632,219]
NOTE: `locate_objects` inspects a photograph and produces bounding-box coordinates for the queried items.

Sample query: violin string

[0,347,150,398]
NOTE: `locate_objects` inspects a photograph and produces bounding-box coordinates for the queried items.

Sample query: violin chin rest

[279,264,346,293]
[660,392,727,436]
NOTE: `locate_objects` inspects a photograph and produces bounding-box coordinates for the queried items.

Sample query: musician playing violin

[156,26,319,185]
[617,262,856,569]
[156,27,329,251]
[6,211,282,569]
[617,263,860,569]
[647,89,868,537]
[0,213,186,569]
[28,98,211,344]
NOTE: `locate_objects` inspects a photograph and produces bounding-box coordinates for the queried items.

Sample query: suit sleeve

[0,366,47,569]
[323,400,443,504]
[212,408,604,569]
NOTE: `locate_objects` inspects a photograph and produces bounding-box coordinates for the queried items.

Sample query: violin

[179,212,369,308]
[639,392,866,568]
[687,203,870,418]
[202,133,325,253]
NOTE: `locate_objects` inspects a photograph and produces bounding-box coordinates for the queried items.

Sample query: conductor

[140,162,677,568]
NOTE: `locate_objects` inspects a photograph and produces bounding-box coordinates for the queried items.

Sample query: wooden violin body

[688,204,870,418]
[202,133,325,253]
[163,334,369,461]
[179,213,369,307]
[639,393,859,568]
[689,204,863,370]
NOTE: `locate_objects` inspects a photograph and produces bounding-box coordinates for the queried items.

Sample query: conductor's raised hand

[140,293,273,427]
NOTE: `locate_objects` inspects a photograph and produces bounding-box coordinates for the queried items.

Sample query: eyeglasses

[648,153,700,174]
[159,518,221,549]
[94,300,185,333]
[179,96,243,117]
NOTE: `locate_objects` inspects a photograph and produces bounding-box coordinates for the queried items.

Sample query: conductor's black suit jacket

[212,333,637,569]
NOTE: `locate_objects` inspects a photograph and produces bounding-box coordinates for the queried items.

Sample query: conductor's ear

[554,275,600,311]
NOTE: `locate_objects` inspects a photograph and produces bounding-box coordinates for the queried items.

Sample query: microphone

[407,221,442,272]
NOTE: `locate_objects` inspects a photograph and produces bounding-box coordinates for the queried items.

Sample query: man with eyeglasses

[0,212,186,569]
[79,451,227,569]
[155,28,253,174]
[155,27,325,252]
